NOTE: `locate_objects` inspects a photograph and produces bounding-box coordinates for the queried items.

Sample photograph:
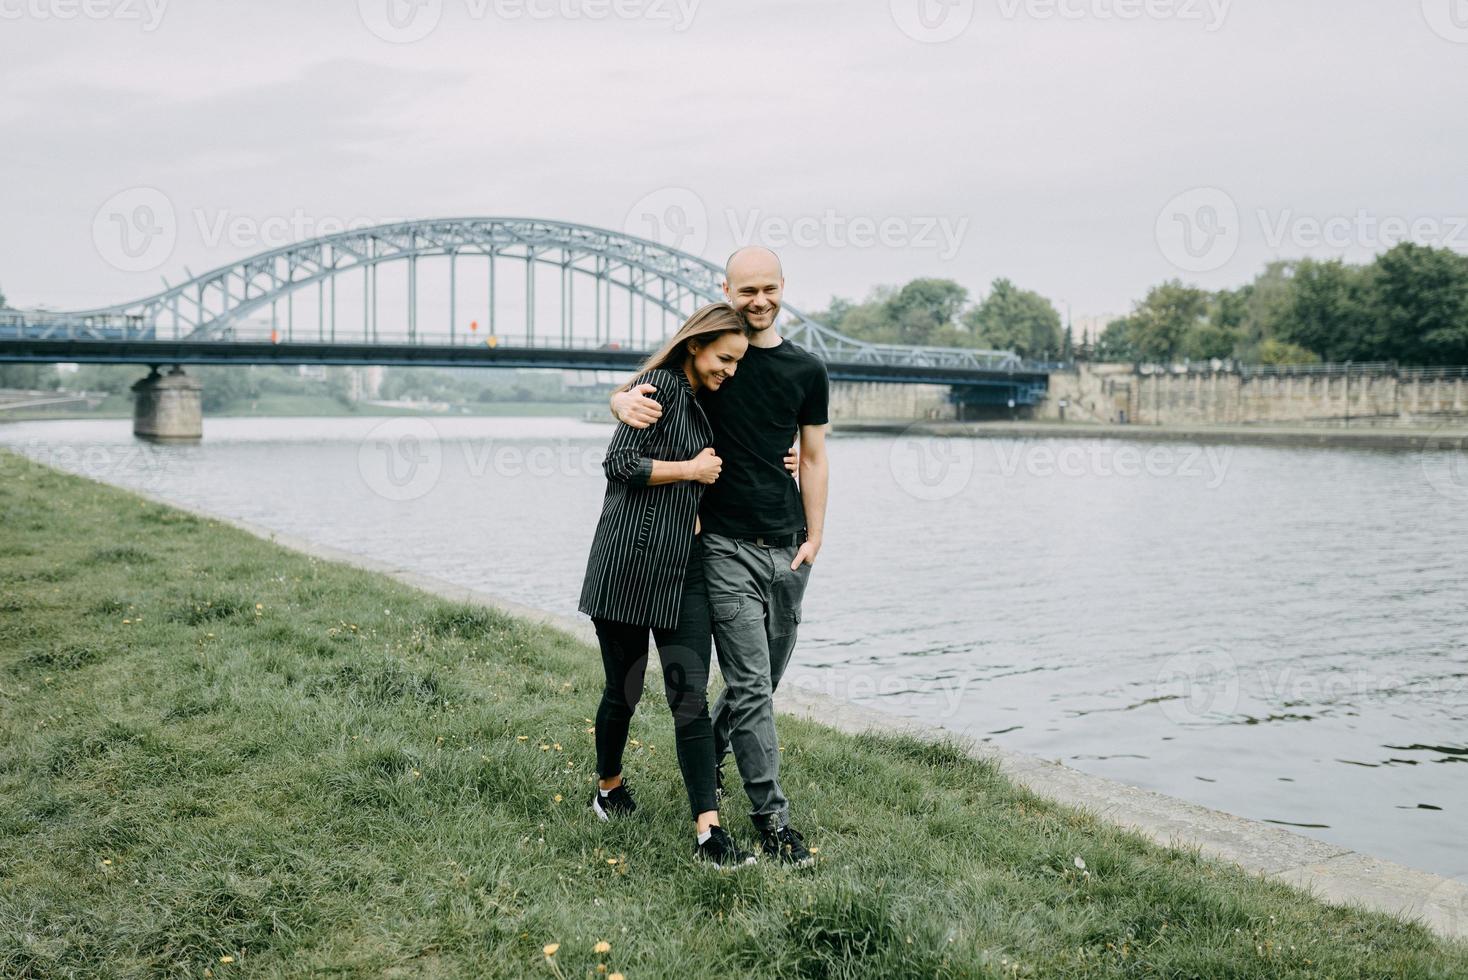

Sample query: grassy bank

[1,448,1465,978]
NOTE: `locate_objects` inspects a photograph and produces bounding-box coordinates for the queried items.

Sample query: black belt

[725,529,805,548]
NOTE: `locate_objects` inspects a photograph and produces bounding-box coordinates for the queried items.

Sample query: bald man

[610,246,829,866]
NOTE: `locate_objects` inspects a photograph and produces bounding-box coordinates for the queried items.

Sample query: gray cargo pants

[702,530,811,830]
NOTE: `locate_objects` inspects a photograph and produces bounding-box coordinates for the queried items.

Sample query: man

[611,245,829,866]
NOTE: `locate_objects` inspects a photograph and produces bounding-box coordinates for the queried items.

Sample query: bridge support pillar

[132,365,203,441]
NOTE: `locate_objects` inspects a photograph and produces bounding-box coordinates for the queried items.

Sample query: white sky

[2,0,1465,324]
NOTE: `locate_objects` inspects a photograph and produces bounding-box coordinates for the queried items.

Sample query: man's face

[723,255,784,332]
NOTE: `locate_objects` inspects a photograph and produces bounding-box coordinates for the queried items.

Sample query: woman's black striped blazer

[578,367,714,631]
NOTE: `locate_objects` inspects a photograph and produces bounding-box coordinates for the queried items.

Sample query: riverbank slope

[2,447,1466,977]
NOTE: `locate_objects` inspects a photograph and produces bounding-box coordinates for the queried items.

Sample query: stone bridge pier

[131,366,202,441]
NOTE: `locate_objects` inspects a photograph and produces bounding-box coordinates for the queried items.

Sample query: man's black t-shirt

[697,339,829,538]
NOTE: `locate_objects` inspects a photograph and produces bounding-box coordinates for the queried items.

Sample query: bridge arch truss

[3,217,1023,372]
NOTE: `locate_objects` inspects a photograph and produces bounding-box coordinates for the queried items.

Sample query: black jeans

[591,536,717,818]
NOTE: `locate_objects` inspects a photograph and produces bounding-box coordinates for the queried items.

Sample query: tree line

[1099,243,1468,366]
[813,277,1068,360]
[811,242,1468,367]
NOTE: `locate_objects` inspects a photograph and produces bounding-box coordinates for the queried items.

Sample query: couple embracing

[577,246,829,868]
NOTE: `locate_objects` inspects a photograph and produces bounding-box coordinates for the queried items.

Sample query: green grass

[1,447,1465,978]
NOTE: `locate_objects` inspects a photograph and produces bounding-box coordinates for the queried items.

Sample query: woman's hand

[687,447,723,484]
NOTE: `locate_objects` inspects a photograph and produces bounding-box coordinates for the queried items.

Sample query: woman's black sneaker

[694,826,756,869]
[590,783,637,821]
[759,824,815,868]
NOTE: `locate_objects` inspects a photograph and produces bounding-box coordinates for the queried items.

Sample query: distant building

[1071,313,1123,348]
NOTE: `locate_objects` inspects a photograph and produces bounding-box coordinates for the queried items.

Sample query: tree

[1121,281,1210,362]
[1278,258,1374,362]
[1254,338,1320,365]
[0,363,58,389]
[1180,321,1241,361]
[884,279,969,346]
[1094,318,1136,361]
[962,278,1063,358]
[1369,243,1468,364]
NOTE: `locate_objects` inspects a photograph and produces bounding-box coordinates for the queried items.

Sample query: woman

[577,302,756,868]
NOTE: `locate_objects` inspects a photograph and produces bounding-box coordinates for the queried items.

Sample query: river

[3,415,1465,883]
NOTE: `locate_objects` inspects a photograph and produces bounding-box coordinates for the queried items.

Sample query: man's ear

[721,279,731,299]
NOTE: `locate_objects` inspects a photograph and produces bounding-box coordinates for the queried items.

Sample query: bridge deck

[0,339,1050,395]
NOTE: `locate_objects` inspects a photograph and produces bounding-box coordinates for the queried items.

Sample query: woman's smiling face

[688,331,748,390]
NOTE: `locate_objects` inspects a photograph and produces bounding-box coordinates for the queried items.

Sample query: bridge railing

[0,310,154,341]
[2,314,1048,374]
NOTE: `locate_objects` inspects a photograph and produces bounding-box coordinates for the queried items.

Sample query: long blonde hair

[623,303,748,389]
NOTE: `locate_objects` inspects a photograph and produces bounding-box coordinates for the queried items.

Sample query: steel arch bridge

[0,217,1046,402]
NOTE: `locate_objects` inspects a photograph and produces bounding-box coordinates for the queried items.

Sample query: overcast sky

[2,0,1465,326]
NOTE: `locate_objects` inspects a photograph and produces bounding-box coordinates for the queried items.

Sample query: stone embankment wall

[1037,364,1468,427]
[828,381,957,422]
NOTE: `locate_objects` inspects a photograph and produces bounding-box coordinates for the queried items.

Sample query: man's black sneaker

[694,826,756,869]
[759,824,815,868]
[590,783,636,821]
